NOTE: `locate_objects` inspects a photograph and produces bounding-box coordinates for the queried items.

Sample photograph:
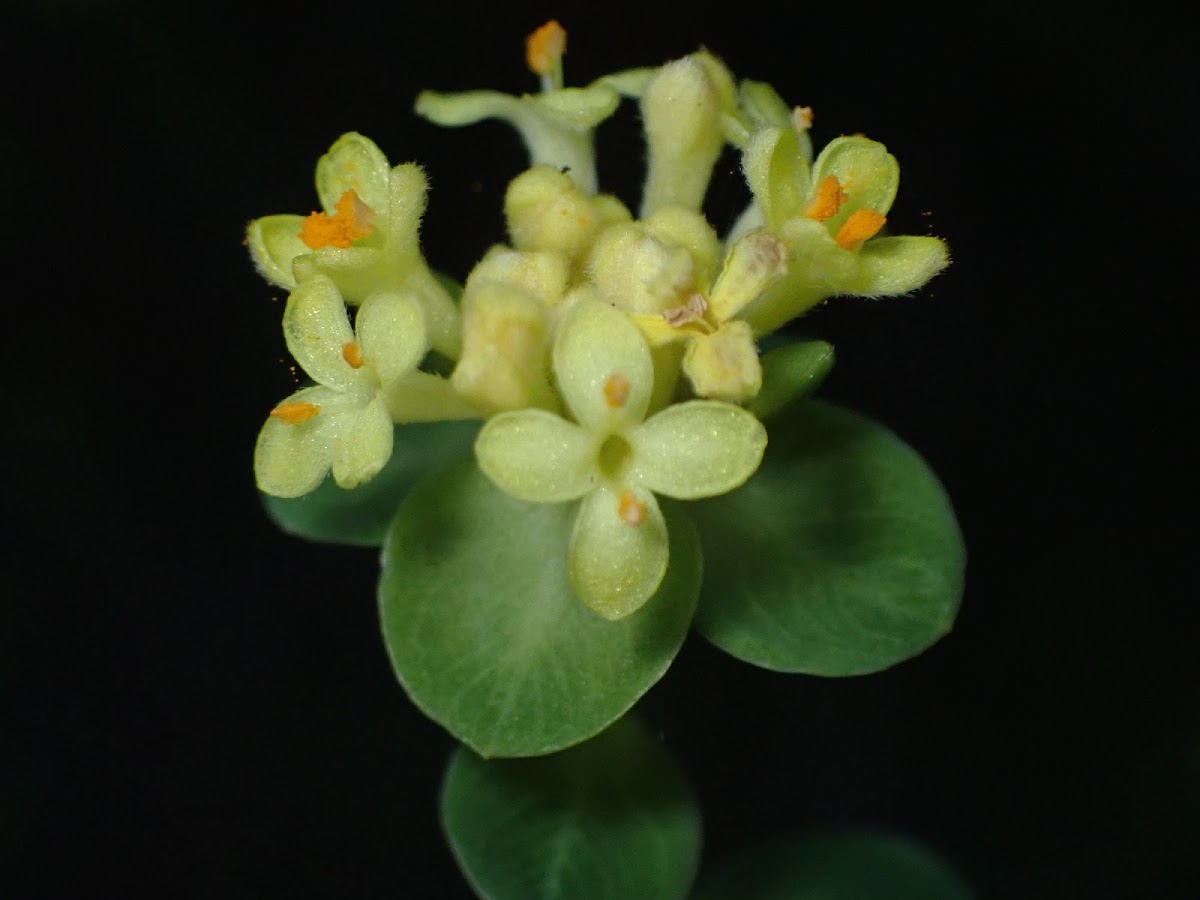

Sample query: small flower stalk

[247,20,949,620]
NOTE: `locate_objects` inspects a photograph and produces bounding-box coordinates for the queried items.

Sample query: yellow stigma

[299,189,376,250]
[342,340,364,369]
[803,176,847,223]
[618,489,647,527]
[835,209,887,250]
[603,373,631,408]
[269,401,320,425]
[526,20,566,76]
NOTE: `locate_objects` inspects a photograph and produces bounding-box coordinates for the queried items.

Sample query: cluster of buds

[248,21,948,621]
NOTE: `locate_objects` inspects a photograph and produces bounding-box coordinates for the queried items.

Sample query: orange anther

[835,208,887,250]
[269,401,320,424]
[526,20,566,75]
[803,176,847,222]
[603,373,631,408]
[618,489,647,527]
[792,106,814,132]
[299,190,376,250]
[342,340,364,369]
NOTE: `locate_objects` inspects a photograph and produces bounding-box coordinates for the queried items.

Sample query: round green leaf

[379,462,701,757]
[441,716,702,900]
[690,400,964,675]
[693,831,973,900]
[261,420,478,547]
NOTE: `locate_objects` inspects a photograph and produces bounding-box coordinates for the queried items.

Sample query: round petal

[356,290,427,389]
[475,409,596,503]
[246,215,307,290]
[331,394,393,489]
[314,132,392,218]
[554,297,653,432]
[569,485,669,620]
[742,125,808,231]
[628,400,767,499]
[681,322,763,403]
[810,136,899,228]
[282,276,359,388]
[253,386,344,498]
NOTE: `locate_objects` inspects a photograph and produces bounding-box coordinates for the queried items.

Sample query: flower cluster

[248,20,948,620]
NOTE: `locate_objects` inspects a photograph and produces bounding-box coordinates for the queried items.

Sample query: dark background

[4,0,1195,896]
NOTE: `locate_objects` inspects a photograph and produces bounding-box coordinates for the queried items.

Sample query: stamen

[618,489,647,527]
[663,293,711,330]
[803,176,847,222]
[299,190,376,250]
[835,209,887,250]
[342,340,364,369]
[603,373,631,408]
[525,20,566,76]
[792,105,814,133]
[269,401,320,424]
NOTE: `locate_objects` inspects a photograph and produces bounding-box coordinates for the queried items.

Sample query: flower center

[617,489,648,527]
[269,401,320,424]
[299,189,376,250]
[342,340,364,369]
[834,208,887,250]
[597,433,632,480]
[803,175,847,222]
[603,373,631,407]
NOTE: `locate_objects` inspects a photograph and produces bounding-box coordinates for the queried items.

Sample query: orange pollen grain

[835,209,887,250]
[269,401,320,425]
[618,490,647,527]
[803,176,848,222]
[603,373,631,408]
[299,189,376,250]
[526,20,566,75]
[342,340,364,369]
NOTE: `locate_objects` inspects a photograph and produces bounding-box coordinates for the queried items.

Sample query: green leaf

[693,831,973,900]
[745,340,835,420]
[261,419,478,547]
[441,716,702,900]
[379,461,700,757]
[690,400,964,676]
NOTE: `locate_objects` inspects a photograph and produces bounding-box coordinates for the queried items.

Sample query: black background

[4,0,1195,896]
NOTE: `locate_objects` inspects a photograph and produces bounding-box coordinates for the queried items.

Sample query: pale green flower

[737,128,950,335]
[475,297,767,620]
[415,21,618,195]
[246,132,461,358]
[254,276,472,498]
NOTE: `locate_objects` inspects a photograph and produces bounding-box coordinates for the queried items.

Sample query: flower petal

[254,386,343,497]
[246,215,307,290]
[570,485,669,620]
[681,322,763,403]
[331,394,393,489]
[314,132,392,218]
[282,275,359,388]
[475,409,595,503]
[554,297,653,432]
[810,136,899,228]
[383,163,428,260]
[628,400,767,499]
[742,125,809,231]
[844,235,950,297]
[356,290,427,388]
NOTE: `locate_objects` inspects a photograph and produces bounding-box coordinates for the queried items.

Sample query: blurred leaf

[441,716,701,900]
[694,831,973,899]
